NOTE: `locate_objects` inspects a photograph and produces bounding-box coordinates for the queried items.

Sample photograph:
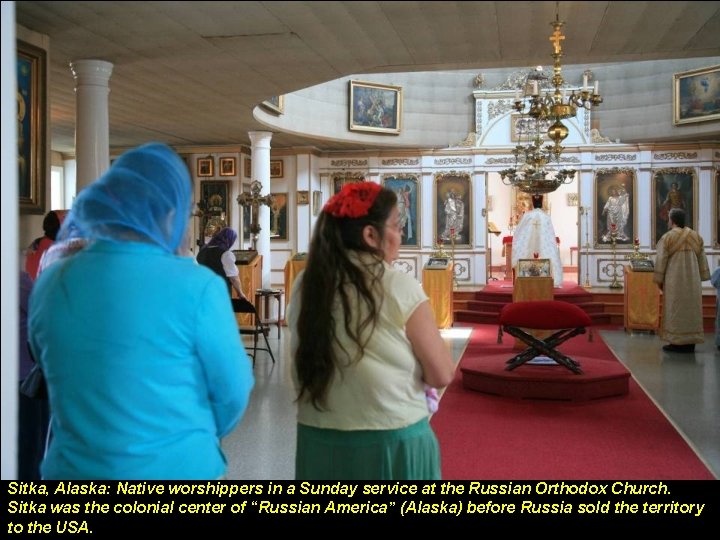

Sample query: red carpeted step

[466,300,505,313]
[575,301,605,313]
[461,354,630,401]
[455,310,499,324]
[589,313,613,324]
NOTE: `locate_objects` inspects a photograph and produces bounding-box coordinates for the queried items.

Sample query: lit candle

[594,80,599,94]
[583,73,588,90]
[532,80,539,95]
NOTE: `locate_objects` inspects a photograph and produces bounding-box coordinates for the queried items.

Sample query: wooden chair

[232,298,276,366]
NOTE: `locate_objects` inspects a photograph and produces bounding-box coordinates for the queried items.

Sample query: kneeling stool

[499,300,592,375]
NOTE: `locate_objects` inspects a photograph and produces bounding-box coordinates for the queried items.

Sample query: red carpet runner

[430,324,714,480]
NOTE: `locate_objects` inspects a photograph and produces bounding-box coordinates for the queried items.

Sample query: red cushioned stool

[499,300,592,375]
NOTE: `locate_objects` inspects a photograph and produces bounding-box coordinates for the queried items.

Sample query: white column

[70,59,113,192]
[249,131,273,288]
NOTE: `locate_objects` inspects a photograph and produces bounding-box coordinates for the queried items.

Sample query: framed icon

[434,171,471,248]
[651,168,697,248]
[17,39,47,214]
[219,157,236,176]
[383,174,420,248]
[349,80,402,135]
[517,258,551,278]
[270,159,283,178]
[593,168,636,249]
[197,157,213,177]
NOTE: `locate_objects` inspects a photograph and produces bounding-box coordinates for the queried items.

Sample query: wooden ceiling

[15,1,720,153]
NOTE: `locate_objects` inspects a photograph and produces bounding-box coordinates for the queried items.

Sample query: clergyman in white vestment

[511,195,563,287]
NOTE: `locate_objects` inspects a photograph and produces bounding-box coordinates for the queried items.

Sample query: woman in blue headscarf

[197,227,248,300]
[28,143,254,479]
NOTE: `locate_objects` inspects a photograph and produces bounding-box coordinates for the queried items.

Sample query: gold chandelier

[500,2,602,194]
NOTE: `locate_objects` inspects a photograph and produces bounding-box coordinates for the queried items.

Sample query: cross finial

[549,25,565,54]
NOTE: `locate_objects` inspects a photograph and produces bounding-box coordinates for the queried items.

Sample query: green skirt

[295,418,441,480]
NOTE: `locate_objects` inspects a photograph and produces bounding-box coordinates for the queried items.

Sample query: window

[50,166,64,210]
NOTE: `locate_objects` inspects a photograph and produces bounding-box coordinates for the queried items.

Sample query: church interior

[3,2,719,480]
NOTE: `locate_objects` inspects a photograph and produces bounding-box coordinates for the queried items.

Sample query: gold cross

[549,27,565,54]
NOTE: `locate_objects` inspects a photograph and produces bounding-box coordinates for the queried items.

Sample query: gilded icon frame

[17,39,47,214]
[349,80,402,134]
[593,168,636,249]
[197,157,214,177]
[270,192,288,241]
[199,180,230,243]
[434,171,472,248]
[270,159,283,178]
[219,157,236,176]
[673,65,720,125]
[383,173,420,248]
[651,168,697,248]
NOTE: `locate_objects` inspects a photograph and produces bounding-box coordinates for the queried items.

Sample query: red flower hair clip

[323,181,382,219]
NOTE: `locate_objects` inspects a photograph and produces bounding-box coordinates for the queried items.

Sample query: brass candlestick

[607,229,623,289]
[450,231,458,290]
[625,238,649,261]
[580,206,591,288]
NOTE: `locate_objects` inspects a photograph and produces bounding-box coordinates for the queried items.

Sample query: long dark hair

[295,187,397,410]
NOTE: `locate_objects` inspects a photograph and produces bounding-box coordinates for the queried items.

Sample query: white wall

[2,0,18,480]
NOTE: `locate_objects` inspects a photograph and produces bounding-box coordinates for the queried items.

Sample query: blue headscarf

[64,143,191,253]
[207,227,237,252]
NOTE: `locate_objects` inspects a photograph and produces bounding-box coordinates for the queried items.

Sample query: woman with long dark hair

[287,181,454,479]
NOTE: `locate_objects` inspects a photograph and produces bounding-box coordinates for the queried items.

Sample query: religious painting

[673,65,720,125]
[383,174,420,248]
[219,157,236,176]
[651,168,697,248]
[297,190,309,205]
[17,39,47,214]
[593,168,636,249]
[349,80,402,135]
[261,95,284,115]
[244,157,251,178]
[199,181,230,245]
[332,171,365,194]
[197,157,213,177]
[517,259,551,278]
[714,170,720,248]
[270,192,288,241]
[434,172,471,248]
[312,190,323,216]
[270,159,284,178]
